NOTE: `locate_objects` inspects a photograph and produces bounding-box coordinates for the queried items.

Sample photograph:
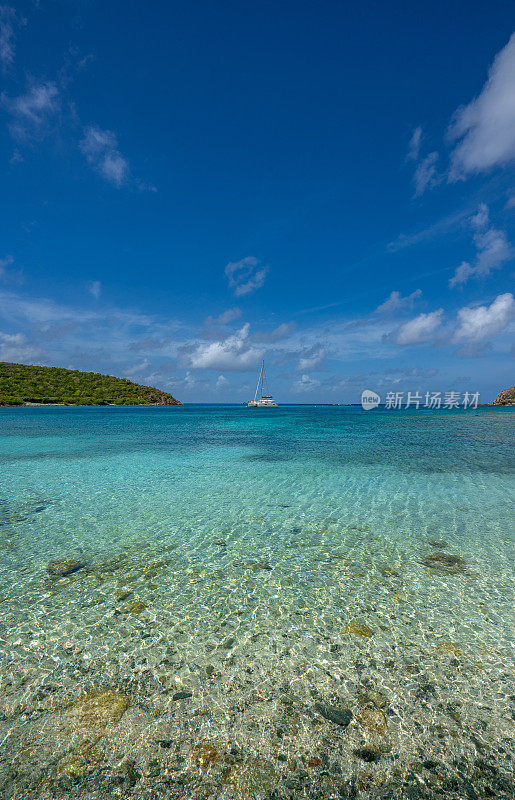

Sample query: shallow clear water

[0,405,514,799]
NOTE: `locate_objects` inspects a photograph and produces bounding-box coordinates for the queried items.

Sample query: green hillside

[493,386,515,406]
[0,362,181,406]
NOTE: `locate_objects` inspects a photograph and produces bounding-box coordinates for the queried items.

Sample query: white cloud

[297,344,326,371]
[453,292,514,342]
[204,307,242,327]
[188,323,263,371]
[225,257,269,297]
[124,358,151,376]
[293,374,320,392]
[184,371,196,389]
[251,321,296,343]
[387,210,467,253]
[413,152,439,196]
[375,289,422,313]
[80,125,129,187]
[2,82,60,140]
[389,309,443,345]
[0,331,24,345]
[407,126,422,161]
[449,33,515,178]
[449,204,512,287]
[0,4,21,69]
[215,374,228,389]
[0,330,42,363]
[87,280,101,299]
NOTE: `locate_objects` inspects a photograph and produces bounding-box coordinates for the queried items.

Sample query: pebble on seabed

[422,552,467,573]
[66,689,130,729]
[344,620,375,637]
[46,559,86,577]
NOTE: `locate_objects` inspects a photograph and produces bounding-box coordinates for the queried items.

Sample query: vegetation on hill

[0,362,181,406]
[493,386,515,406]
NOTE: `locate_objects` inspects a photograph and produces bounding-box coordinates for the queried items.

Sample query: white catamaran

[246,361,278,408]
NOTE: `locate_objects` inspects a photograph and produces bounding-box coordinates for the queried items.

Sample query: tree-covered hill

[493,386,515,406]
[0,362,181,406]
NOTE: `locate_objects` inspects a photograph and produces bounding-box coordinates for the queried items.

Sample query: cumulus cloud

[225,257,268,297]
[449,33,515,178]
[0,330,42,363]
[87,280,101,298]
[80,125,129,187]
[293,374,320,392]
[215,374,228,389]
[413,152,439,196]
[449,204,512,287]
[388,309,443,345]
[407,126,422,161]
[297,344,326,371]
[375,289,422,313]
[188,323,262,371]
[453,292,514,342]
[2,82,60,140]
[183,371,197,389]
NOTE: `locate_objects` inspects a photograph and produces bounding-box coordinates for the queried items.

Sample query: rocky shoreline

[493,387,515,406]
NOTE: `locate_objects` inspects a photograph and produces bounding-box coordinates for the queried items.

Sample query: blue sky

[0,1,514,402]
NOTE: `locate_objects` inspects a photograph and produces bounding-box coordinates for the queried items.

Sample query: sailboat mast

[260,360,264,399]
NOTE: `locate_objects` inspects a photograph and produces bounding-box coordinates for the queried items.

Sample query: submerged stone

[67,689,129,729]
[428,539,448,549]
[191,743,221,773]
[354,746,382,763]
[435,641,461,656]
[359,688,387,709]
[314,702,352,727]
[57,757,90,777]
[358,708,388,735]
[379,566,400,577]
[344,621,375,638]
[47,559,86,577]
[124,601,147,614]
[224,757,279,797]
[172,691,193,701]
[422,552,467,574]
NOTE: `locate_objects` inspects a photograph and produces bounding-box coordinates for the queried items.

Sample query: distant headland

[493,386,515,406]
[0,362,181,406]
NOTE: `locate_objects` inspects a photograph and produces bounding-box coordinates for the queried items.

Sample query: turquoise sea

[0,405,514,799]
